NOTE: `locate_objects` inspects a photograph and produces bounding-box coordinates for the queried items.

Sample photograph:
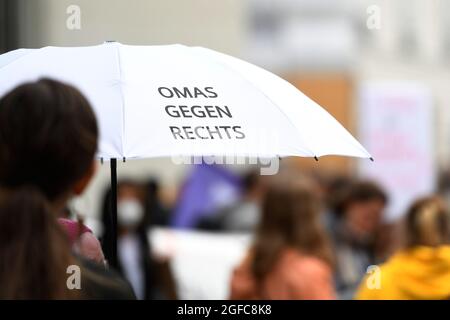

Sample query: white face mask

[117,199,144,228]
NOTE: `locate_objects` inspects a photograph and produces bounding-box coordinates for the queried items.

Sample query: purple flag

[171,163,242,229]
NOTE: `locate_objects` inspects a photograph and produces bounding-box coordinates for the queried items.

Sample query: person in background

[198,170,265,232]
[58,215,105,264]
[171,163,241,229]
[57,204,105,264]
[323,175,353,228]
[144,178,171,227]
[102,180,177,299]
[230,176,335,299]
[356,196,450,299]
[0,79,135,299]
[329,181,388,299]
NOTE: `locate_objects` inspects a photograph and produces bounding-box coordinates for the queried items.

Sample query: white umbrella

[0,42,372,265]
[0,42,370,160]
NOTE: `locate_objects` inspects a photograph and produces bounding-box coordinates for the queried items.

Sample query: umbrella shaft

[108,158,118,268]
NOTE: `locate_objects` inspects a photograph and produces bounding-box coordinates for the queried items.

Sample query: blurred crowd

[0,78,449,300]
[96,163,450,300]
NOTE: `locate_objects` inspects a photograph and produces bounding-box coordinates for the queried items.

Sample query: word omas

[158,86,217,99]
[159,87,246,140]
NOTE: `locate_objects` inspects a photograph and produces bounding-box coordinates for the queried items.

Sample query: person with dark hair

[329,180,388,299]
[325,175,354,218]
[102,181,151,299]
[356,196,450,299]
[197,170,265,232]
[0,79,135,299]
[220,170,264,232]
[230,176,335,299]
[0,186,79,299]
[101,180,177,300]
[144,178,171,227]
[0,78,104,263]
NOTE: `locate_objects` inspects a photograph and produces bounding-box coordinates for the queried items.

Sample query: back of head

[0,186,76,299]
[405,196,450,248]
[0,79,97,299]
[242,170,259,192]
[0,78,98,200]
[252,175,332,282]
[259,177,320,244]
[334,180,388,216]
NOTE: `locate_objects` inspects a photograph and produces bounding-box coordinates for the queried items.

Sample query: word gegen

[165,104,231,119]
[165,105,244,140]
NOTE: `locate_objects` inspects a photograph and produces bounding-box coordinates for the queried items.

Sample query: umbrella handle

[106,158,118,269]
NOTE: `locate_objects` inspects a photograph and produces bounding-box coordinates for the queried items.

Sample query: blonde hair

[405,196,450,248]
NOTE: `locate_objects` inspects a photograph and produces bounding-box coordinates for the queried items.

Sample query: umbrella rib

[190,48,318,158]
[194,48,371,160]
[113,43,126,159]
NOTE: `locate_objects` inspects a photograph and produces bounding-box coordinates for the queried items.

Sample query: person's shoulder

[230,250,257,299]
[78,257,137,300]
[58,218,92,244]
[77,232,105,264]
[284,249,332,277]
[281,249,336,299]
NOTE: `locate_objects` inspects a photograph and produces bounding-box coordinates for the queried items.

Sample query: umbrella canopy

[0,42,371,160]
[0,43,372,268]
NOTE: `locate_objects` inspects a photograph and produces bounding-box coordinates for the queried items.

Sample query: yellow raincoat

[356,246,450,300]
